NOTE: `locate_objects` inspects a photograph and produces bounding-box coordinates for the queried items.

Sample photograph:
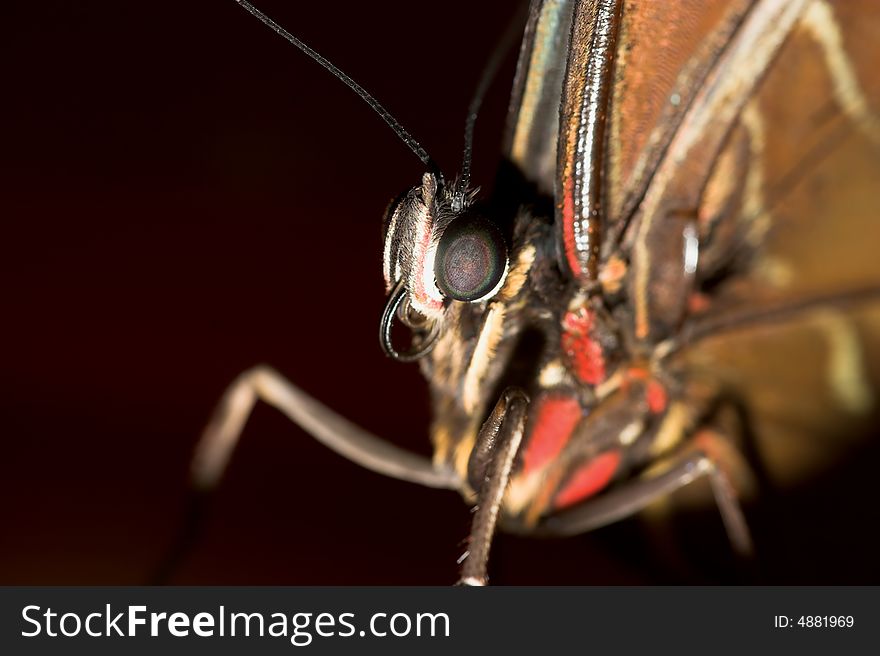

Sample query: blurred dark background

[2,0,879,585]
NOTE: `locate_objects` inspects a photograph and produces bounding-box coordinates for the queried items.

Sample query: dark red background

[3,0,879,585]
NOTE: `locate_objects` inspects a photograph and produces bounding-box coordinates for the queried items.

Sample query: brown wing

[504,0,577,196]
[505,0,880,492]
[674,0,880,487]
[605,0,756,235]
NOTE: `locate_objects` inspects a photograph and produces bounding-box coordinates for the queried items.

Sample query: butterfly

[187,0,880,584]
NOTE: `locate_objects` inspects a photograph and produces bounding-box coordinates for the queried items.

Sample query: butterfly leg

[192,365,460,490]
[458,387,529,586]
[153,365,460,583]
[533,440,753,556]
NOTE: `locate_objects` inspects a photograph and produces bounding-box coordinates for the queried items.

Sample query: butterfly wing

[674,0,880,486]
[503,0,880,493]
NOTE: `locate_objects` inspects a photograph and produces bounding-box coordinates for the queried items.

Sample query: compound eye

[434,215,507,302]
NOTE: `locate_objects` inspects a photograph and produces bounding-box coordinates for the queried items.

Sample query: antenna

[234,0,443,182]
[455,3,526,207]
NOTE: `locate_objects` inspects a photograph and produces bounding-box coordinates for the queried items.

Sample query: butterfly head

[380,172,509,361]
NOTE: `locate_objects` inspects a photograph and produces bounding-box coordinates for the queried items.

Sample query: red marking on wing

[553,450,622,509]
[522,396,582,476]
[623,369,667,414]
[624,366,648,383]
[561,308,606,385]
[688,292,711,314]
[646,380,668,414]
